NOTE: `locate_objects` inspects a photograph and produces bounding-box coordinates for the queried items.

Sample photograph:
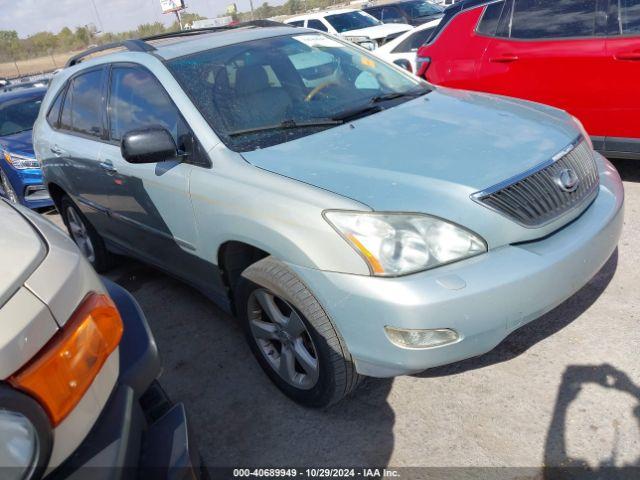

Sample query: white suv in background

[285,8,412,49]
[373,18,441,73]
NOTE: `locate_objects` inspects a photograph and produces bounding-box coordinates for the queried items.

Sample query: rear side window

[477,1,506,36]
[59,69,105,137]
[288,20,304,27]
[392,27,437,53]
[307,19,328,31]
[510,0,598,39]
[46,88,65,127]
[619,0,640,34]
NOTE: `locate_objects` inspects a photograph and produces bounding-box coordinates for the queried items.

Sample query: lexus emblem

[556,168,580,193]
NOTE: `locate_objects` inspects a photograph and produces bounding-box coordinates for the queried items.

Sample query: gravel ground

[43,158,639,476]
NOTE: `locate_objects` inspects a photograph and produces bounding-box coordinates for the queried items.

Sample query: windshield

[0,95,43,137]
[325,11,381,32]
[167,33,429,152]
[400,1,444,18]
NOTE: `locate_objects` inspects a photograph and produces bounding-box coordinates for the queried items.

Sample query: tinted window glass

[620,0,640,34]
[67,70,104,137]
[398,1,444,18]
[510,0,597,39]
[108,67,192,153]
[365,7,383,20]
[46,89,64,127]
[288,20,304,27]
[477,1,505,36]
[307,19,328,31]
[392,27,436,53]
[325,11,381,33]
[0,95,43,136]
[382,7,405,22]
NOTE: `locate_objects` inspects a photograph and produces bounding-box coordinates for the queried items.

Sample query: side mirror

[121,127,177,164]
[393,59,413,73]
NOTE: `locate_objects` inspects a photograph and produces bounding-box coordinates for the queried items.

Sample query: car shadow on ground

[416,249,618,379]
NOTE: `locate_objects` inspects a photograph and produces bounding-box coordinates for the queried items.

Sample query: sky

[0,0,283,38]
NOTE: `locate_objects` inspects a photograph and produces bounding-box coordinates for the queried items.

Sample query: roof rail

[141,19,289,42]
[65,20,289,68]
[65,39,156,67]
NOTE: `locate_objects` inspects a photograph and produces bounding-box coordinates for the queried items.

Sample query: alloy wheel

[65,206,96,263]
[248,288,320,390]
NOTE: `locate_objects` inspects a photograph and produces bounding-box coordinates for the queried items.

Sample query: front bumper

[287,156,624,377]
[51,279,200,479]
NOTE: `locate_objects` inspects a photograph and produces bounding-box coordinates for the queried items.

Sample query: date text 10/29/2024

[232,469,400,478]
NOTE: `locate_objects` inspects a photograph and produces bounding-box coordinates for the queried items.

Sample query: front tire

[60,195,112,272]
[235,257,363,408]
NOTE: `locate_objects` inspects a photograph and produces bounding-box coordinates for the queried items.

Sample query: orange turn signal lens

[9,293,123,426]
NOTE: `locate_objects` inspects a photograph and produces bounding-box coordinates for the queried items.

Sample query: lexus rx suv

[416,0,640,159]
[34,23,623,407]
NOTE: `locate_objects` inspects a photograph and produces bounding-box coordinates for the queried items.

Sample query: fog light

[384,327,459,349]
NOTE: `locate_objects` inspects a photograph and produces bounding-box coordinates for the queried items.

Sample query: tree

[255,2,273,19]
[75,26,91,46]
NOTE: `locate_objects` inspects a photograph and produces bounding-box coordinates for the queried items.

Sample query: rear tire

[60,195,112,272]
[0,169,19,204]
[235,257,363,408]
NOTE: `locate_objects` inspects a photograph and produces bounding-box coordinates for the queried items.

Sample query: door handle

[489,54,519,63]
[50,145,66,156]
[99,160,118,175]
[614,51,640,61]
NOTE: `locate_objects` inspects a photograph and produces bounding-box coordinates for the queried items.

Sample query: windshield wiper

[332,87,432,122]
[228,119,343,137]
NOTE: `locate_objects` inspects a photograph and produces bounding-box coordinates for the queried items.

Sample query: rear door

[477,0,609,137]
[102,64,202,279]
[604,0,640,145]
[50,66,114,234]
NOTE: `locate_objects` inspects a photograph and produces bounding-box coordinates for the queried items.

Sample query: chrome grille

[473,139,600,228]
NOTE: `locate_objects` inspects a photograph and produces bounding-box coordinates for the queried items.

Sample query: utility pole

[175,10,184,29]
[249,0,255,20]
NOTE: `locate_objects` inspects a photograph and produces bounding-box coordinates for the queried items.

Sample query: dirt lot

[43,158,640,475]
[0,52,73,78]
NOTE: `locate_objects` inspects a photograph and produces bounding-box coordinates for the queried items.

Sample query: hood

[0,129,35,157]
[0,201,46,307]
[343,23,412,40]
[243,87,584,247]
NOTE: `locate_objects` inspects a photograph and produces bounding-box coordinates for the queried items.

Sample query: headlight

[570,115,593,150]
[324,211,487,276]
[359,40,378,51]
[3,151,40,170]
[0,411,39,475]
[0,386,52,480]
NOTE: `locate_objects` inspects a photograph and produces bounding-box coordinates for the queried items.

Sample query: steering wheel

[305,81,339,102]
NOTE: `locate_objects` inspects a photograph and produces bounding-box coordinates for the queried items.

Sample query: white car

[373,18,441,73]
[0,199,200,478]
[285,8,412,49]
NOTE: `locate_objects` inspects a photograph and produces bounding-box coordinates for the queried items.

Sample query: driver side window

[108,66,199,161]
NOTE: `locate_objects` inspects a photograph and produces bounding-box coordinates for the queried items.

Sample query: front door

[102,65,202,280]
[604,0,640,146]
[477,0,609,138]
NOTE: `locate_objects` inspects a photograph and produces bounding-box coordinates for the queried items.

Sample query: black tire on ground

[235,256,363,408]
[60,195,113,273]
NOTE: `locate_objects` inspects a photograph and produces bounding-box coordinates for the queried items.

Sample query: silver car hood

[0,200,46,307]
[243,88,588,248]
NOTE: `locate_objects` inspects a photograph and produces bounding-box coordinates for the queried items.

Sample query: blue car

[0,87,53,209]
